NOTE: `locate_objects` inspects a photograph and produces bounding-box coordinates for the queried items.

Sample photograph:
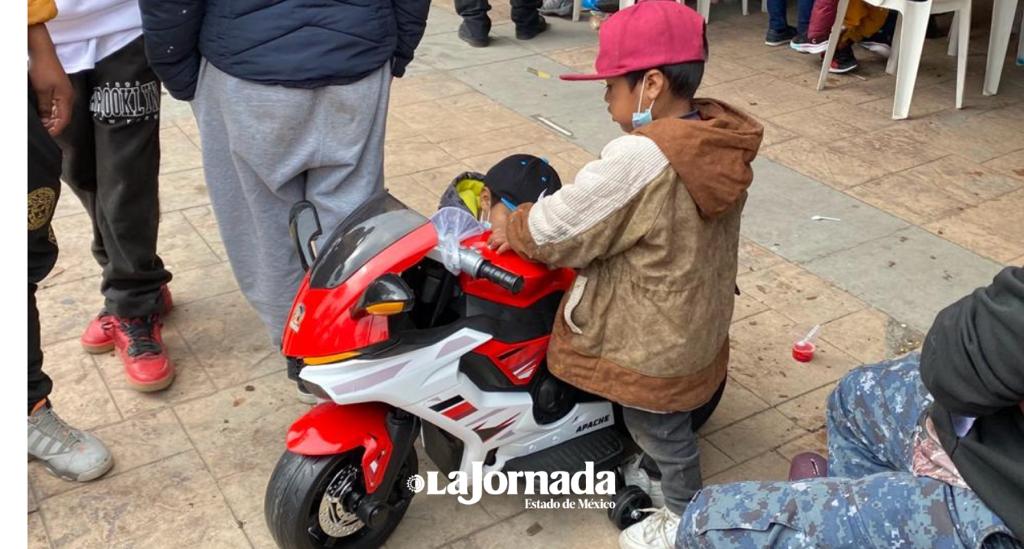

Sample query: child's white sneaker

[618,507,680,549]
[621,454,665,508]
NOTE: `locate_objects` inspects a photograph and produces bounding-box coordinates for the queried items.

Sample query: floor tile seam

[798,218,1006,271]
[168,405,259,548]
[421,48,542,74]
[709,421,812,463]
[109,363,289,429]
[32,447,196,506]
[158,165,205,178]
[734,278,883,342]
[180,209,226,262]
[434,508,531,549]
[35,258,233,305]
[699,375,835,438]
[706,448,789,483]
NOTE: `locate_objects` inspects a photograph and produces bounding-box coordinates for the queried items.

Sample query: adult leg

[455,0,493,38]
[766,0,790,31]
[27,86,61,413]
[82,36,170,318]
[191,60,315,346]
[678,472,1018,548]
[510,0,544,33]
[27,85,114,482]
[54,69,105,272]
[807,0,839,42]
[826,353,931,478]
[842,0,889,44]
[797,0,815,34]
[304,64,392,238]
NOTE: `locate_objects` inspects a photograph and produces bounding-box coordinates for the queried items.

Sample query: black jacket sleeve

[390,0,430,78]
[140,0,205,101]
[920,266,1024,417]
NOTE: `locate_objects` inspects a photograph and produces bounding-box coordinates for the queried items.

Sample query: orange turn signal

[303,351,361,366]
[363,301,408,316]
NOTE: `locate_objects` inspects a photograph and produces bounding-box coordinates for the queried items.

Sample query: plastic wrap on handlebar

[476,261,525,294]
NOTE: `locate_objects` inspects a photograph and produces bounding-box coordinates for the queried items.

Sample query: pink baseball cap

[561,0,707,81]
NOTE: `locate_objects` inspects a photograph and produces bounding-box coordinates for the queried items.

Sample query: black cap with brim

[484,154,562,207]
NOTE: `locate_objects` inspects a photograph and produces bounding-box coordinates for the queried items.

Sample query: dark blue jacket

[140,0,430,101]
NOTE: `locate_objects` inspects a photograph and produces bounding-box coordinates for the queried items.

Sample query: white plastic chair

[816,0,972,120]
[1018,9,1024,66]
[697,0,768,19]
[572,0,766,23]
[947,0,1019,95]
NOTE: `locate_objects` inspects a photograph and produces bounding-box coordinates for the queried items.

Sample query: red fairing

[474,336,549,385]
[281,223,438,358]
[458,233,575,307]
[286,402,393,493]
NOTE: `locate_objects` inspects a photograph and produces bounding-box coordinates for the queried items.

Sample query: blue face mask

[631,74,656,129]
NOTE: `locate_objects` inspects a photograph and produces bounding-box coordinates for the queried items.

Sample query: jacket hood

[635,99,763,219]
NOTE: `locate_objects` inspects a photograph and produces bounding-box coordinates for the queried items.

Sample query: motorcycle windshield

[309,193,428,289]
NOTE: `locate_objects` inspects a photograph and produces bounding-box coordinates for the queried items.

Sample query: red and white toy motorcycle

[263,193,718,548]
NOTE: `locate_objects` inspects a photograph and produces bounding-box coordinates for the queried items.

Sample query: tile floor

[29,2,1022,548]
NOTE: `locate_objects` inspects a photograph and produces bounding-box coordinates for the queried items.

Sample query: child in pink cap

[491,1,763,547]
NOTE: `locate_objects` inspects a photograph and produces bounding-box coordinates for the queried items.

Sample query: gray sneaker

[28,405,113,482]
[539,0,573,17]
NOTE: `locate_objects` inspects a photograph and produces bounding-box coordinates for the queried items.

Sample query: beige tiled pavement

[29,2,1023,548]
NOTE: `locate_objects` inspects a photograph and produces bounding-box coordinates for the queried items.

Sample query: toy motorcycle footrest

[503,428,623,475]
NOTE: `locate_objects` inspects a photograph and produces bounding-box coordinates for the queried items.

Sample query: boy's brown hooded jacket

[507,99,763,412]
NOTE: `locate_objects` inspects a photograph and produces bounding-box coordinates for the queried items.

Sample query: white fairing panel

[300,328,616,474]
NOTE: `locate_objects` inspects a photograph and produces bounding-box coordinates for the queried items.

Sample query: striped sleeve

[506,135,670,269]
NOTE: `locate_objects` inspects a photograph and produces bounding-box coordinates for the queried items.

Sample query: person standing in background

[48,0,176,392]
[28,0,115,482]
[456,0,549,48]
[140,0,431,402]
[763,0,815,46]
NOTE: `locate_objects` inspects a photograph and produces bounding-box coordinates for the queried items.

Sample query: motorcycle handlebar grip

[476,261,525,294]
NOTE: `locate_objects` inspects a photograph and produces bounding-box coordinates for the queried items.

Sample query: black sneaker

[790,33,828,54]
[765,26,797,46]
[829,45,859,74]
[458,22,490,48]
[516,17,549,40]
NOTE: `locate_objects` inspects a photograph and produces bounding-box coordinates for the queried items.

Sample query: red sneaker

[111,314,174,392]
[79,286,173,355]
[81,312,115,354]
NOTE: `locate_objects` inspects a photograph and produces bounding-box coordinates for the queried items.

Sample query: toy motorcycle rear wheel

[264,448,418,549]
[608,485,653,530]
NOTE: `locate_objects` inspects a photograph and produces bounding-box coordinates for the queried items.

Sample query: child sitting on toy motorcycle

[437,154,561,238]
[488,3,763,548]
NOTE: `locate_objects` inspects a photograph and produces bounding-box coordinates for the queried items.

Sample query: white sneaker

[619,507,680,549]
[296,381,319,405]
[859,41,891,58]
[621,454,665,508]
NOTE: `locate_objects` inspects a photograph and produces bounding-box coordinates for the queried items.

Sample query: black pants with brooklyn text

[55,36,171,318]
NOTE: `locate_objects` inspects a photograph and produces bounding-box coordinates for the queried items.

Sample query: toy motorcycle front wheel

[264,448,418,549]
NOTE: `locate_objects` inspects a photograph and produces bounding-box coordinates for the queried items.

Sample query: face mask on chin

[631,74,655,129]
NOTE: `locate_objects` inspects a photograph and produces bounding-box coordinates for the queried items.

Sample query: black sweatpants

[28,85,62,413]
[55,36,170,318]
[454,0,544,38]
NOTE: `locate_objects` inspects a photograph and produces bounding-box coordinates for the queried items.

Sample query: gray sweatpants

[191,61,391,345]
[624,406,703,515]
